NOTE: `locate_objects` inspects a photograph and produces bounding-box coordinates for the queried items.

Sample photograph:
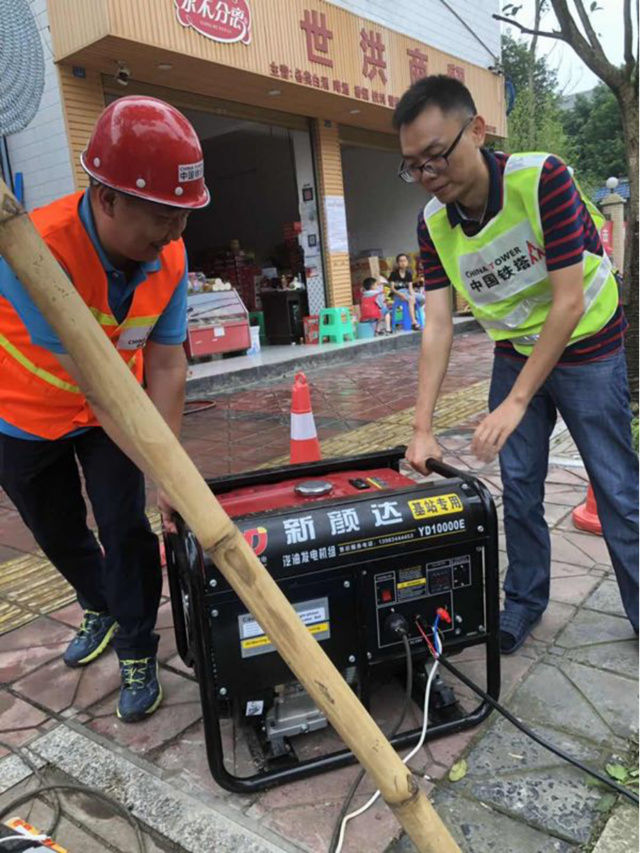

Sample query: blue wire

[433,615,442,655]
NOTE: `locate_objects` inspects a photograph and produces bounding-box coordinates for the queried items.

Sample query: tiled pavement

[0,330,637,852]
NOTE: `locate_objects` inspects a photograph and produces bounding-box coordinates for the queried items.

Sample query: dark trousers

[0,428,161,658]
[490,350,639,631]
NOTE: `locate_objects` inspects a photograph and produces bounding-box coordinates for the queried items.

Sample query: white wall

[341,145,426,259]
[327,0,500,69]
[5,0,75,211]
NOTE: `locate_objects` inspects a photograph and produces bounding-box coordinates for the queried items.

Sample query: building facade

[7,0,506,309]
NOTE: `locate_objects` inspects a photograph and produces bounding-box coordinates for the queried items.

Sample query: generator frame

[165,449,500,794]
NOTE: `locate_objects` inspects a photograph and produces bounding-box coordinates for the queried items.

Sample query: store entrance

[341,142,424,304]
[180,109,312,357]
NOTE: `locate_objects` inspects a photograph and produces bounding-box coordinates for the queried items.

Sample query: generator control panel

[365,544,484,656]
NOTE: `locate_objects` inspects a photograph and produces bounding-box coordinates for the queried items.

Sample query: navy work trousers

[0,427,161,658]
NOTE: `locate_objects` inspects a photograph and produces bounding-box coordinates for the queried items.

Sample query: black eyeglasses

[398,116,475,183]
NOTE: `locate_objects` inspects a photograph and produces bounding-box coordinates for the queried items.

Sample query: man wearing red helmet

[0,96,210,722]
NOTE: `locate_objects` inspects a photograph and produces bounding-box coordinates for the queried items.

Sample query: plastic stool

[318,307,355,343]
[249,311,266,344]
[357,321,376,339]
[393,297,413,330]
[393,298,423,331]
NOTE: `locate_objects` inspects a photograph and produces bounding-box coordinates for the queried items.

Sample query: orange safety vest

[0,192,185,439]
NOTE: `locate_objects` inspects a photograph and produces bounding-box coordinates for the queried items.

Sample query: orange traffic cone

[572,482,603,536]
[290,371,321,464]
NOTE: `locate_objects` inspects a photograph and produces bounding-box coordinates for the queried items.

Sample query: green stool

[318,307,355,343]
[249,311,266,345]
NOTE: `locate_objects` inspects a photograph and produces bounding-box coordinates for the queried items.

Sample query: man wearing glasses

[395,75,638,653]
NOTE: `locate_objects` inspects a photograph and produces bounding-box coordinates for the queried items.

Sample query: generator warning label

[397,566,426,601]
[238,597,331,659]
[408,493,463,520]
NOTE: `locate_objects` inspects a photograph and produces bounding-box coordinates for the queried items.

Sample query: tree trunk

[527,1,543,146]
[617,84,638,402]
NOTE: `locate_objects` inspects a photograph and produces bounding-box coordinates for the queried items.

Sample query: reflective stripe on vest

[423,152,619,356]
[0,333,80,393]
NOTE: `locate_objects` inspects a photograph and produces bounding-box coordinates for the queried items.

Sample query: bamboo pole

[0,181,460,853]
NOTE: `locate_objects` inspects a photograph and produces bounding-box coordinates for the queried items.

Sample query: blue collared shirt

[0,190,188,439]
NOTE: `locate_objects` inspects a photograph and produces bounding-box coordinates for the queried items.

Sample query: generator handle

[426,457,474,482]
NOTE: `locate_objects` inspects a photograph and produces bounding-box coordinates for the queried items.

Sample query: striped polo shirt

[418,149,626,364]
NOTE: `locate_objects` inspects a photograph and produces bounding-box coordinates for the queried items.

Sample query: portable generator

[164,448,500,793]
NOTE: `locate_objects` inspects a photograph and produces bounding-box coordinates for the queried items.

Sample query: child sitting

[359,277,391,335]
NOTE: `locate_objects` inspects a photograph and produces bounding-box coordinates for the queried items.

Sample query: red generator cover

[218,467,414,518]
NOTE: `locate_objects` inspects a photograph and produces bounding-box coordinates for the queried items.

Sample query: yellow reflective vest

[423,152,618,355]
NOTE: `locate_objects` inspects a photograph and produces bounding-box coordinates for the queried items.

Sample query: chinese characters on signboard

[267,8,443,107]
[300,9,333,66]
[360,29,387,84]
[407,47,428,84]
[174,2,477,108]
[175,0,252,45]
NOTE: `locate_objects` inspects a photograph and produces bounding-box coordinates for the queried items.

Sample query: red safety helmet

[81,96,210,209]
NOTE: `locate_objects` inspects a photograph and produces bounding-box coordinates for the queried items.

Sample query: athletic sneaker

[116,657,163,723]
[63,610,117,668]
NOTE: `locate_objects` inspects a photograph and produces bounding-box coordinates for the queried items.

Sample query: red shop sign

[175,0,252,45]
[600,220,614,255]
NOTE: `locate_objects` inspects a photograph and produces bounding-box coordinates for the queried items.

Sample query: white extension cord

[334,657,440,853]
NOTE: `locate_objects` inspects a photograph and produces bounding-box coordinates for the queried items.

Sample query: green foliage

[501,34,573,160]
[506,86,574,161]
[631,417,639,453]
[606,762,630,782]
[560,84,626,185]
[448,759,468,782]
[502,32,558,101]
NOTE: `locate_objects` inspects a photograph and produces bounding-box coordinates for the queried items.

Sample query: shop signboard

[600,220,614,256]
[167,1,503,133]
[175,0,252,45]
[50,1,505,137]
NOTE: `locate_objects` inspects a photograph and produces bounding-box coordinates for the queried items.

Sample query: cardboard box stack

[199,253,260,312]
[349,255,381,303]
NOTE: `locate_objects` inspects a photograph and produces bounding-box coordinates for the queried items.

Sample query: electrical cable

[0,779,147,853]
[331,634,438,853]
[0,835,47,846]
[415,621,639,806]
[334,658,439,853]
[0,740,61,839]
[328,633,414,853]
[183,399,216,416]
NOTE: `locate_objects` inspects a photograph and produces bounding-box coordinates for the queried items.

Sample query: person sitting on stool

[411,274,426,321]
[389,252,420,330]
[359,276,391,335]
